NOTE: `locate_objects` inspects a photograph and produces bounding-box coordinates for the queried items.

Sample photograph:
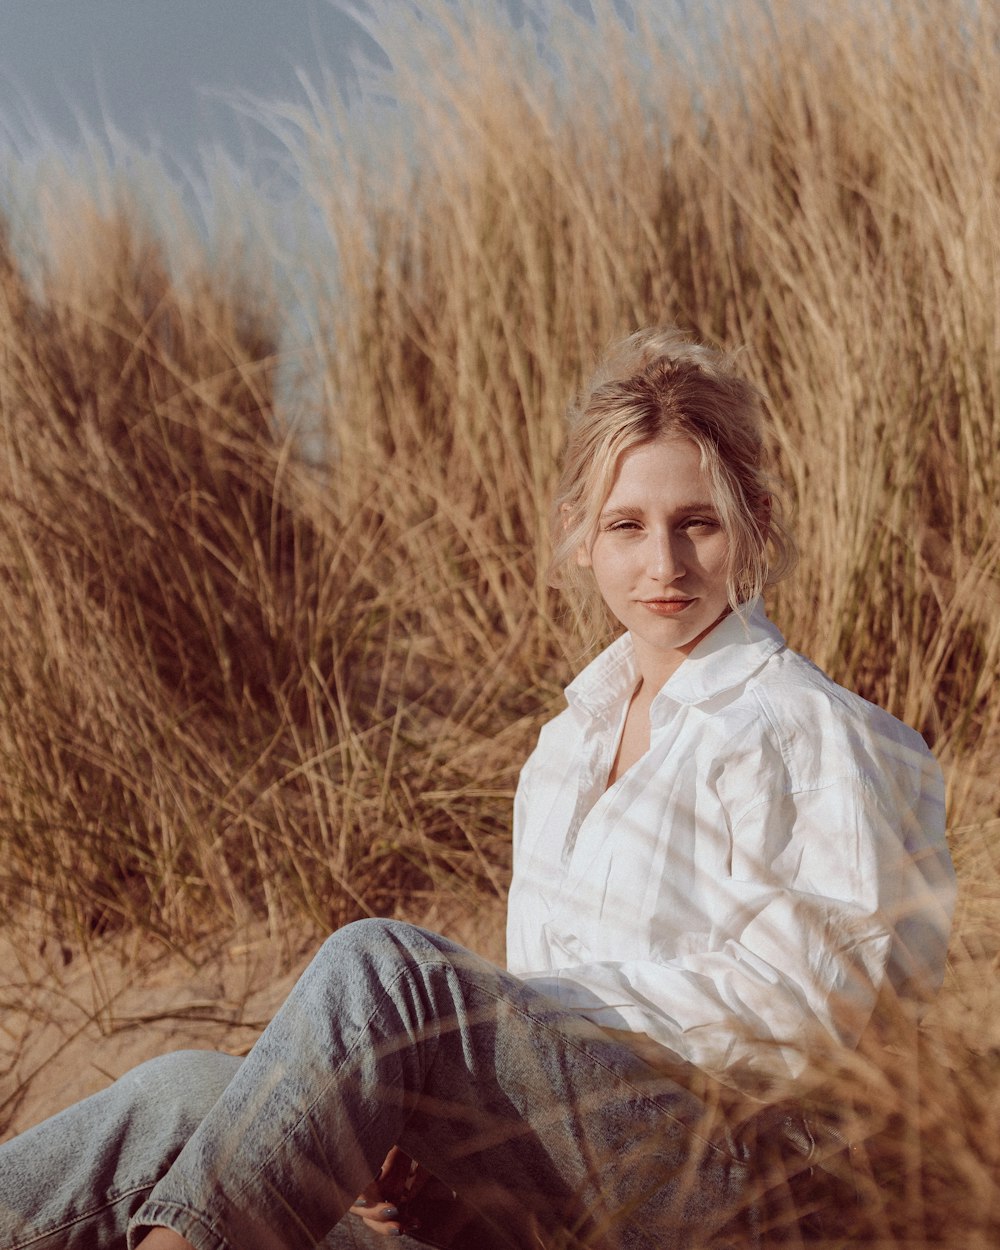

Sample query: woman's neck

[606,679,654,788]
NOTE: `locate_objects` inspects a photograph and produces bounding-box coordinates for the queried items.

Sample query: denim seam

[253,952,736,1190]
[129,1198,229,1250]
[441,964,742,1164]
[4,1180,154,1250]
[207,962,415,1218]
[147,948,741,1249]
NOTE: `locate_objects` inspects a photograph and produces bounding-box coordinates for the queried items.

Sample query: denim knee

[316,918,452,976]
[116,1050,242,1136]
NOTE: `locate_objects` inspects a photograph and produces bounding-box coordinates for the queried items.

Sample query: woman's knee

[319,918,448,968]
[304,920,483,1009]
[116,1049,242,1133]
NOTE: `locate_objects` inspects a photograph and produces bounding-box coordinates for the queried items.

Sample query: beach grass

[0,0,997,1241]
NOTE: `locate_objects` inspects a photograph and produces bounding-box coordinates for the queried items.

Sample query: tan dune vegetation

[0,0,997,1243]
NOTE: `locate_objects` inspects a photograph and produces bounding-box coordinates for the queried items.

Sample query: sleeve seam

[731,769,873,832]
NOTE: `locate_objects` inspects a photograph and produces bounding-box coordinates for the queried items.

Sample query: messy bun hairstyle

[550,326,796,637]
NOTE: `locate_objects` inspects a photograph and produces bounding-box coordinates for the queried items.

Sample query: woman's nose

[649,532,683,581]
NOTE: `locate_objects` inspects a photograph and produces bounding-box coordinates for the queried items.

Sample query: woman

[0,328,955,1250]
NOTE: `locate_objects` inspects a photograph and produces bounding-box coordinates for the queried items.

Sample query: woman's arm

[516,768,955,1089]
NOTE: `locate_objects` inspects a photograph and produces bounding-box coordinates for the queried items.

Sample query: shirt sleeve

[517,760,954,1087]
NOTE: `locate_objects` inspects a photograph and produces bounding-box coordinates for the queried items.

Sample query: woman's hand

[350,1145,431,1238]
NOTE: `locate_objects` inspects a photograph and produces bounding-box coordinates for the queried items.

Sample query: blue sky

[0,1,632,403]
[0,2,653,171]
[0,0,385,167]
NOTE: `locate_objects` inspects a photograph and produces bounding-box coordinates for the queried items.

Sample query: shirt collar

[565,599,785,718]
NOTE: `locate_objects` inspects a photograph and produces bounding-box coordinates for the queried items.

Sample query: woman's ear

[562,503,593,567]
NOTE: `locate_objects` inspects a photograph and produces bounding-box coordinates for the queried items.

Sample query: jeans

[0,920,752,1250]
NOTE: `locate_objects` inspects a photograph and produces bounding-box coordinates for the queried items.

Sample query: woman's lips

[638,597,694,616]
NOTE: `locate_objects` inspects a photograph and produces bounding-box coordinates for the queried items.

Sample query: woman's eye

[682,517,718,532]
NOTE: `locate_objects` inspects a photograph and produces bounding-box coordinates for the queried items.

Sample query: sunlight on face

[579,437,731,689]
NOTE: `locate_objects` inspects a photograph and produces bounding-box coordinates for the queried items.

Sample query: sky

[0,0,387,171]
[0,1,633,170]
[0,2,658,169]
[0,0,643,411]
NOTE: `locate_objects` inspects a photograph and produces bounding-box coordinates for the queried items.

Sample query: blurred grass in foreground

[0,0,997,1241]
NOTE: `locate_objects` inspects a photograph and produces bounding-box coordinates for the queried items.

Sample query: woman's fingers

[350,1205,404,1236]
[349,1187,401,1226]
[347,1147,442,1238]
[348,1146,413,1235]
[348,1194,403,1236]
[377,1145,415,1198]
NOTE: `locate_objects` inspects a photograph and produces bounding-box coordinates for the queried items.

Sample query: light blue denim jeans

[0,920,753,1249]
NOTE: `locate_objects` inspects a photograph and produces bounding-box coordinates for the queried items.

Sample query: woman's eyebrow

[600,500,719,520]
[599,505,643,520]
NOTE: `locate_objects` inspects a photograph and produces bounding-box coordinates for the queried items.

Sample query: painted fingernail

[382,1205,399,1219]
[387,1231,402,1238]
[354,1198,370,1208]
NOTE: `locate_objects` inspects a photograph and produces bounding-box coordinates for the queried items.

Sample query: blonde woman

[0,328,954,1250]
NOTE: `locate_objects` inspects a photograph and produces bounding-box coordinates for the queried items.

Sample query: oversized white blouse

[506,602,956,1085]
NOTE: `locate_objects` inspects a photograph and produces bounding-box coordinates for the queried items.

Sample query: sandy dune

[1,901,506,1142]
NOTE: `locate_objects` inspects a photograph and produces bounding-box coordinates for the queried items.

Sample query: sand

[0,900,506,1142]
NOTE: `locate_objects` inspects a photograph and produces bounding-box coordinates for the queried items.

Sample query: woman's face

[578,436,731,689]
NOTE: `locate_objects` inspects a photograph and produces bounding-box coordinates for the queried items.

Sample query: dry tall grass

[0,0,998,1242]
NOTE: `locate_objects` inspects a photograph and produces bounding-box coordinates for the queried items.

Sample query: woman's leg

[0,1050,241,1250]
[0,1046,458,1250]
[129,920,750,1250]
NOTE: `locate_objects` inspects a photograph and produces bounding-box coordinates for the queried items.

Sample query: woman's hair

[550,325,796,637]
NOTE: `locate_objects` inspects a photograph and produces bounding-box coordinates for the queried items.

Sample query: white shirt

[506,602,955,1086]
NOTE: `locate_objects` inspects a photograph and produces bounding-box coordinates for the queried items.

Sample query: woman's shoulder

[754,644,929,740]
[731,642,939,790]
